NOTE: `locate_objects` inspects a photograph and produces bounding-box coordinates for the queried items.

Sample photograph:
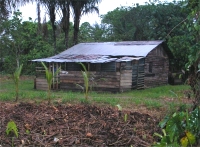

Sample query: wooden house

[32,40,173,92]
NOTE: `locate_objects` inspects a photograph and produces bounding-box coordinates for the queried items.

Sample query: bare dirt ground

[0,102,161,147]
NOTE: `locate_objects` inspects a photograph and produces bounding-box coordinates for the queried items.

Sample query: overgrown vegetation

[154,107,200,146]
[153,0,200,145]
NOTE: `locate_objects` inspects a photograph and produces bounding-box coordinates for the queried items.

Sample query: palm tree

[0,0,9,20]
[37,3,42,35]
[0,0,33,27]
[70,0,101,45]
[38,0,58,54]
[57,0,70,49]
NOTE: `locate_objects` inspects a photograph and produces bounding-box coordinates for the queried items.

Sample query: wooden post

[65,62,66,70]
[88,62,90,71]
[56,62,58,90]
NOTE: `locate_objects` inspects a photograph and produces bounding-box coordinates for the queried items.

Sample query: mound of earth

[0,102,161,146]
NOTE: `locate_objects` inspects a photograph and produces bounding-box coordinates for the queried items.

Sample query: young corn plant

[41,62,60,105]
[12,64,23,102]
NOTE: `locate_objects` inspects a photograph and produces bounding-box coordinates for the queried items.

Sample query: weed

[62,92,78,103]
[144,99,162,109]
[0,94,14,101]
[79,97,90,104]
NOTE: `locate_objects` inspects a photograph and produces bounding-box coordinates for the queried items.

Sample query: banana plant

[41,62,60,105]
[12,64,23,102]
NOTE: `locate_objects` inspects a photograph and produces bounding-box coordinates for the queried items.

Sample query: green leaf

[159,115,169,128]
[153,132,163,138]
[116,104,122,111]
[78,63,89,100]
[124,113,128,122]
[6,121,18,138]
[186,131,196,145]
[180,136,188,147]
[26,130,30,134]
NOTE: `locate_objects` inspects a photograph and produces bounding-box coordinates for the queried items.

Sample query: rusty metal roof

[32,41,164,63]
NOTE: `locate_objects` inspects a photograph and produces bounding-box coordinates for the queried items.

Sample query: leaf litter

[0,102,161,146]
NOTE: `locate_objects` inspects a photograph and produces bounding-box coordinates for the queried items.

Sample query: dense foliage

[154,107,200,147]
[0,0,199,79]
[0,11,54,74]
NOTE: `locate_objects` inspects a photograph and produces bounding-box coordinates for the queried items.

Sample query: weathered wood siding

[144,45,169,88]
[120,70,132,92]
[34,67,48,90]
[60,71,121,92]
[35,78,48,90]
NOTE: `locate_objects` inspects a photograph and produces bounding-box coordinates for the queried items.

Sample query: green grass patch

[0,76,192,112]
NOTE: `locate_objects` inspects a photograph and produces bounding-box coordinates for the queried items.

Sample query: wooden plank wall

[60,71,121,92]
[144,45,169,88]
[35,78,48,90]
[120,70,132,92]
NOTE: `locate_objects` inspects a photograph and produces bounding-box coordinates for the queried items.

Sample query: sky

[20,0,173,25]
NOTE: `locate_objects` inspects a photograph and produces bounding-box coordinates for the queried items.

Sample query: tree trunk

[61,1,70,49]
[37,3,42,35]
[50,6,56,54]
[73,12,80,45]
[52,24,56,54]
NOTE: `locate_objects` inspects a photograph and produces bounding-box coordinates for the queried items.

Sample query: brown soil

[0,102,161,147]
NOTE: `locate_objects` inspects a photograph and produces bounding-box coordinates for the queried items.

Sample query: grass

[0,75,193,115]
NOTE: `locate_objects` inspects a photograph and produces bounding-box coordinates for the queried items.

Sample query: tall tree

[70,0,101,45]
[0,0,9,21]
[0,0,33,24]
[101,7,135,41]
[39,0,58,54]
[101,1,188,41]
[79,22,93,42]
[1,11,25,68]
[37,3,42,35]
[58,0,70,49]
[186,0,200,72]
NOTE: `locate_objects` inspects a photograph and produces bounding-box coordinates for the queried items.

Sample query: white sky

[20,0,173,25]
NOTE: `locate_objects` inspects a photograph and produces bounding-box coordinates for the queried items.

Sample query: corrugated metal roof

[32,41,164,63]
[55,41,163,57]
[32,55,118,63]
[116,57,143,62]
